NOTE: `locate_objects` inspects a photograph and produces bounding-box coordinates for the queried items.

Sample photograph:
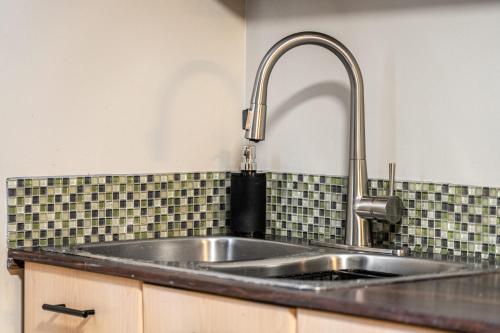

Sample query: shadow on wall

[265,81,350,171]
[268,81,350,132]
[216,0,245,17]
[250,0,499,17]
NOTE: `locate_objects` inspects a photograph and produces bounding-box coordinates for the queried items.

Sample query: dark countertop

[9,247,500,333]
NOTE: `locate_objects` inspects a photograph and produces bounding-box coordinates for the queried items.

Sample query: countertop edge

[8,248,500,333]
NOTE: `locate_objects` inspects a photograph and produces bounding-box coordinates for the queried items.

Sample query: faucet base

[345,159,371,247]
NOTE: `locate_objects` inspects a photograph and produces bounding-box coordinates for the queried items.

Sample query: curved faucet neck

[245,31,366,161]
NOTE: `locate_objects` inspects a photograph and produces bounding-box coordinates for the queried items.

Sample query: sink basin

[205,252,471,279]
[44,236,488,291]
[67,237,311,263]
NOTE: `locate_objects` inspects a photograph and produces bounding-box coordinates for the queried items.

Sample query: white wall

[245,0,500,187]
[0,0,245,331]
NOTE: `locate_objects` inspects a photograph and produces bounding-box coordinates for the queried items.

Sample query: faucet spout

[244,31,365,161]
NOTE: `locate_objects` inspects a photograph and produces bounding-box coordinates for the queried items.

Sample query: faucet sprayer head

[242,103,267,142]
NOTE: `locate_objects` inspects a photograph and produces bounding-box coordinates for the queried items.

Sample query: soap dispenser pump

[230,145,266,238]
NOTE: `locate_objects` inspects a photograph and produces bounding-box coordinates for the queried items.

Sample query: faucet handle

[357,196,403,224]
[356,162,403,224]
[388,162,396,196]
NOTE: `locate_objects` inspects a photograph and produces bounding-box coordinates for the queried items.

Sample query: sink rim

[70,236,310,250]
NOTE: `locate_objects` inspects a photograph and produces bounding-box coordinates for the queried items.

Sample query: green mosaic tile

[8,170,500,260]
[265,172,347,242]
[265,172,500,260]
[7,172,230,248]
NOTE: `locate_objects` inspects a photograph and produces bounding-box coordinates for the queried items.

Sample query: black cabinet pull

[42,303,95,318]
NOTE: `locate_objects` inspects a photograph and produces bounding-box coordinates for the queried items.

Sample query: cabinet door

[143,284,296,333]
[297,309,448,333]
[25,262,143,333]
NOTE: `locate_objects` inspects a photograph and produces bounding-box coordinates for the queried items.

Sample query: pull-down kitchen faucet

[243,31,403,247]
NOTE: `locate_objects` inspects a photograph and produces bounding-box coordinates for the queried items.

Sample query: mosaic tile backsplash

[266,172,500,260]
[6,170,500,260]
[7,172,230,248]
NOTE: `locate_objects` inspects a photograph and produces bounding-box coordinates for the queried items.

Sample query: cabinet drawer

[25,262,143,333]
[297,309,448,333]
[143,283,296,333]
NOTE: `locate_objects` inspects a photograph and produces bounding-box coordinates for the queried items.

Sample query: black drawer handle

[42,303,95,318]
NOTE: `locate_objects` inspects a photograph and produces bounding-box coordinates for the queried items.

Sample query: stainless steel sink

[44,236,491,291]
[63,237,311,263]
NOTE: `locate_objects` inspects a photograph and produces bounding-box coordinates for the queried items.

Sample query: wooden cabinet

[24,263,449,333]
[297,309,447,333]
[143,283,296,333]
[24,262,143,333]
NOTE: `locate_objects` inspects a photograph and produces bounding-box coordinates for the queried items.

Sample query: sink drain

[273,269,401,281]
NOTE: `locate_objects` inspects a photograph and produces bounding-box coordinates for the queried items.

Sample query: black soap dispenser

[231,145,266,238]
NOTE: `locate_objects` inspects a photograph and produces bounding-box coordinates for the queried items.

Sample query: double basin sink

[48,237,487,291]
